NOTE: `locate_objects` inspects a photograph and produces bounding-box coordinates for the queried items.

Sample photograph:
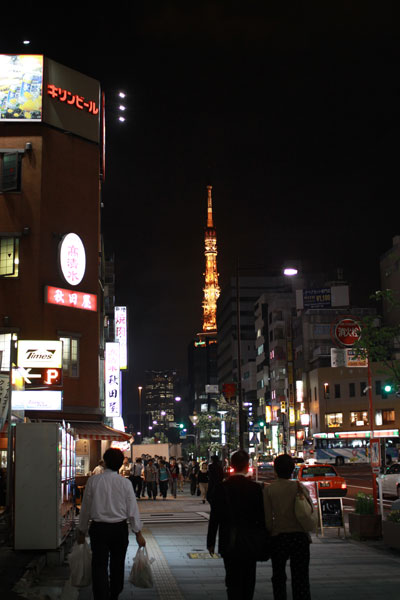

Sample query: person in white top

[77,448,145,600]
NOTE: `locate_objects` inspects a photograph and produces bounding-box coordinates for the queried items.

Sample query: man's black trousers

[223,555,257,600]
[89,520,129,600]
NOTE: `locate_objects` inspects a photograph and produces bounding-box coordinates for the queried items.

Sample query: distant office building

[144,370,179,435]
[380,235,400,329]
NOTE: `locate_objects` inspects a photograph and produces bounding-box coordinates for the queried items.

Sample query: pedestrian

[197,461,209,503]
[92,459,105,475]
[207,450,266,600]
[131,458,144,498]
[263,453,312,600]
[158,459,170,499]
[177,458,185,492]
[118,456,131,478]
[169,458,179,498]
[144,458,158,500]
[189,460,200,495]
[207,455,224,505]
[76,448,145,600]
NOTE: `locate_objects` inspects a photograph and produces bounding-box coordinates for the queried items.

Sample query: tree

[352,290,400,388]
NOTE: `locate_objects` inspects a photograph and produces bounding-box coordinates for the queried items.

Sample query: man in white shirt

[77,448,145,600]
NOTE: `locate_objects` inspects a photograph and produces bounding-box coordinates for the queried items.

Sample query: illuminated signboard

[0,54,43,121]
[47,83,98,115]
[12,367,62,390]
[58,233,86,286]
[114,307,128,370]
[12,390,62,411]
[45,286,97,312]
[105,342,121,417]
[332,317,362,348]
[17,340,62,369]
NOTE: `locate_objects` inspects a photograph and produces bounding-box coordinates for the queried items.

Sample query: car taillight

[341,483,347,489]
[248,467,253,475]
[229,467,234,474]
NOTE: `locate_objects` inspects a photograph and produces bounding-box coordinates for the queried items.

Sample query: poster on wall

[0,54,43,121]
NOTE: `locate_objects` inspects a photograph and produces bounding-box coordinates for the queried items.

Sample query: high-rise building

[144,370,179,438]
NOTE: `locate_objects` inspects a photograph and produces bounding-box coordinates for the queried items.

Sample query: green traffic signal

[259,421,265,427]
[179,423,184,429]
[384,384,393,393]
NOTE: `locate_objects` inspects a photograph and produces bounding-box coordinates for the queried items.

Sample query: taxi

[292,463,347,497]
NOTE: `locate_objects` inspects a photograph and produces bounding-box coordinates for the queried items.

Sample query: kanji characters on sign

[45,286,97,312]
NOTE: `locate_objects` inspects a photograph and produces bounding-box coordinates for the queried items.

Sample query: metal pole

[236,261,244,450]
[367,359,379,514]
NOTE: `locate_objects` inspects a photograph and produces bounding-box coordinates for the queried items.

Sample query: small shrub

[386,510,400,523]
[354,492,374,515]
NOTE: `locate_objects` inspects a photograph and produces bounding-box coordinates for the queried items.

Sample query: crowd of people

[91,453,224,503]
[81,450,313,600]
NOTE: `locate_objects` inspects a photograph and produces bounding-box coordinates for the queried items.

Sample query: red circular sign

[334,318,361,347]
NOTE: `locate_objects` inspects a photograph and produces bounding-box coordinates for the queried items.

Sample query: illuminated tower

[202,185,220,333]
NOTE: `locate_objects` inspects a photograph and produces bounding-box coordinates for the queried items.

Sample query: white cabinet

[15,422,75,549]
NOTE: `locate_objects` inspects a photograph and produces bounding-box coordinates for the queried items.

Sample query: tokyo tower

[202,185,220,333]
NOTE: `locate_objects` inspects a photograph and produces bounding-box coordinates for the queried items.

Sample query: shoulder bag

[294,482,318,533]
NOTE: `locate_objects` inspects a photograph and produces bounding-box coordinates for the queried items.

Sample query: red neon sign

[45,286,97,312]
[47,84,99,115]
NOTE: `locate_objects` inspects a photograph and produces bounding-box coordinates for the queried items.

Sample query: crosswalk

[140,512,209,524]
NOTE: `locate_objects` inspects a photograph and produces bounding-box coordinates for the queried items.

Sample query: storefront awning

[71,422,132,442]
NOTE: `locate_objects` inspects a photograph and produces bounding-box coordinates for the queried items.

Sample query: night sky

[4,4,400,414]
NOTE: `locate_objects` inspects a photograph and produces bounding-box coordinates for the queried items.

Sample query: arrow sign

[12,367,62,390]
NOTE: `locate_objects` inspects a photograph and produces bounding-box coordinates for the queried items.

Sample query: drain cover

[188,552,221,559]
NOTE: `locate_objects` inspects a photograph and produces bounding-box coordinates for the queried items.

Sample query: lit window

[325,413,343,428]
[59,335,80,377]
[350,411,369,426]
[0,237,19,277]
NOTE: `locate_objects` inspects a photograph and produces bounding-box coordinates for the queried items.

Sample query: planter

[348,512,382,540]
[382,520,400,549]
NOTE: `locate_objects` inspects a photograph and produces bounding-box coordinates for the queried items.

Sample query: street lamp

[138,386,143,440]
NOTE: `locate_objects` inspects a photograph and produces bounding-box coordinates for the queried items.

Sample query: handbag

[68,541,92,587]
[129,547,154,588]
[294,482,318,533]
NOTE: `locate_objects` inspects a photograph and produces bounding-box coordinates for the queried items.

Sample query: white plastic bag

[129,547,154,588]
[68,541,92,587]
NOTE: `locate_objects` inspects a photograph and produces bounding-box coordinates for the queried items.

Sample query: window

[59,335,80,377]
[325,413,343,428]
[0,152,22,192]
[349,383,355,397]
[323,383,330,399]
[350,411,369,427]
[382,409,395,425]
[334,384,341,398]
[375,380,381,396]
[360,382,367,396]
[0,237,19,277]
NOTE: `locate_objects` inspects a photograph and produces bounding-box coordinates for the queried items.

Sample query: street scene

[1,5,400,600]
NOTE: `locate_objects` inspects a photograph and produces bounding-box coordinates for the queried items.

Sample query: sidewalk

[5,485,400,599]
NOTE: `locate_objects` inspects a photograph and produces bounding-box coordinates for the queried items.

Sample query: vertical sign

[0,375,10,428]
[105,342,121,417]
[114,307,128,370]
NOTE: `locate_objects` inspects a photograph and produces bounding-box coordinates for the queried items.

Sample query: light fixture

[119,105,126,111]
[23,40,30,45]
[283,268,298,277]
[118,116,125,122]
[119,92,126,98]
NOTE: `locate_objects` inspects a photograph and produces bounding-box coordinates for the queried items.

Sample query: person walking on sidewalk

[76,448,145,600]
[263,453,312,600]
[158,459,170,499]
[131,458,144,498]
[207,455,224,506]
[207,450,265,600]
[189,459,200,495]
[197,461,209,503]
[144,458,159,500]
[169,458,179,498]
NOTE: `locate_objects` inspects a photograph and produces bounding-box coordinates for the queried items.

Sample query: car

[292,463,347,497]
[227,465,255,479]
[379,463,400,498]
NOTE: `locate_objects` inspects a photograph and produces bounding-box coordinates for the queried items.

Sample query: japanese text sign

[114,307,128,370]
[45,286,97,312]
[17,340,62,369]
[105,343,121,417]
[58,233,86,286]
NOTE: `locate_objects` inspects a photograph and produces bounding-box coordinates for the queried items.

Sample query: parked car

[292,463,347,497]
[379,463,400,498]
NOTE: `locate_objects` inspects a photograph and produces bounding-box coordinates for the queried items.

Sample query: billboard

[0,54,43,121]
[17,340,62,369]
[0,55,100,142]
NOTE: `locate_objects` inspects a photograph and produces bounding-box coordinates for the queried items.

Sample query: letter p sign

[44,368,61,386]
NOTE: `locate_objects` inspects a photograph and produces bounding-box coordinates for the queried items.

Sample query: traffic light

[258,420,265,428]
[382,383,394,398]
[179,423,184,429]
